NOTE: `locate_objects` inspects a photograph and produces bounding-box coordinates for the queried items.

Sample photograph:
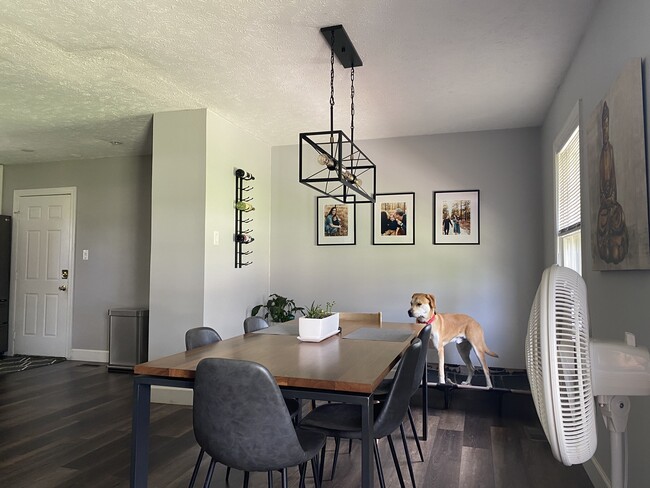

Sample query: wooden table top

[134,320,420,393]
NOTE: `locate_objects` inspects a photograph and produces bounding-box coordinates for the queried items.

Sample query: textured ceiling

[0,0,597,165]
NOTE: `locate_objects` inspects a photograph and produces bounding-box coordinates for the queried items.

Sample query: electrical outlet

[213,231,219,245]
[82,250,89,260]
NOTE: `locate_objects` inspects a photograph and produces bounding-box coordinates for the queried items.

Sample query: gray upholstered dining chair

[192,358,326,488]
[328,324,432,483]
[185,326,223,488]
[185,326,222,350]
[243,316,269,333]
[376,323,432,466]
[299,339,422,488]
[184,326,301,488]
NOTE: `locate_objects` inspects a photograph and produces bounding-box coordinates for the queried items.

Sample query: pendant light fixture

[299,25,377,204]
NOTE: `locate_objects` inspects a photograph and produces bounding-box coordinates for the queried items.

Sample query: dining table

[130,317,424,488]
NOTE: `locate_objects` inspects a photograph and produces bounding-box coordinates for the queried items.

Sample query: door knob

[59,285,67,291]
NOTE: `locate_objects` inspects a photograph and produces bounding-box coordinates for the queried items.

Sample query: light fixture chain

[329,31,335,149]
[350,66,355,142]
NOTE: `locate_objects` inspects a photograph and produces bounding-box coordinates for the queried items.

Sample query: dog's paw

[461,380,471,386]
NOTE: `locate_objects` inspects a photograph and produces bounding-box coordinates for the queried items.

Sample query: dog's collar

[417,312,437,325]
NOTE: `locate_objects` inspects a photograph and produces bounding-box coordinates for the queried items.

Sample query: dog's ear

[411,293,418,301]
[426,294,436,309]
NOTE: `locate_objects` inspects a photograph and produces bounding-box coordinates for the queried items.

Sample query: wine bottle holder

[235,168,255,267]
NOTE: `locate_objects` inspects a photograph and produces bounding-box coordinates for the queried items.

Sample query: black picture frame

[372,192,415,245]
[317,196,356,245]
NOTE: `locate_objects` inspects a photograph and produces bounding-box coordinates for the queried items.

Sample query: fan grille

[526,265,597,466]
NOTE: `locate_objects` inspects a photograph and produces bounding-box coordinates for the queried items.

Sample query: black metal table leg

[130,378,151,488]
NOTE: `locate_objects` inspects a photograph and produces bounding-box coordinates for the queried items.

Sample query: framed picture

[317,196,356,245]
[433,190,480,245]
[372,193,415,245]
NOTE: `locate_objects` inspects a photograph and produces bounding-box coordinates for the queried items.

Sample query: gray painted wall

[270,128,543,369]
[540,0,650,485]
[150,109,207,359]
[2,155,151,351]
[149,108,272,359]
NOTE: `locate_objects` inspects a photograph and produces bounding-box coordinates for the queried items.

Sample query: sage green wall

[541,1,650,486]
[2,156,152,351]
[270,128,543,369]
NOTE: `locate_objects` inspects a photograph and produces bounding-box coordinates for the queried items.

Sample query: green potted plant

[303,301,336,319]
[299,301,339,341]
[251,293,304,323]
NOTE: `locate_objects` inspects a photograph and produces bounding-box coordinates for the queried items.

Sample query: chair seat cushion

[295,428,327,460]
[299,403,381,440]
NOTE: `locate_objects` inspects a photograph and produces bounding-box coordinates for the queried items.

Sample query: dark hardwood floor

[0,360,593,487]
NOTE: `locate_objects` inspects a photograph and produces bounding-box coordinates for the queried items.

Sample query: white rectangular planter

[298,313,340,341]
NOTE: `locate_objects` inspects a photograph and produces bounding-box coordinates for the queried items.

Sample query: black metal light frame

[299,25,376,204]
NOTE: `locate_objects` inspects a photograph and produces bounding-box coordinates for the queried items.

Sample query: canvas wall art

[586,58,650,270]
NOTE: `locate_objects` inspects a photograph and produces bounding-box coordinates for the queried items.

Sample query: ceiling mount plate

[320,25,363,68]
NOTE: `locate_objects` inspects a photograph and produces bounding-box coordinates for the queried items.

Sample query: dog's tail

[485,349,499,358]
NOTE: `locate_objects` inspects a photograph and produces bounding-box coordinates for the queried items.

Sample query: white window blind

[557,126,581,236]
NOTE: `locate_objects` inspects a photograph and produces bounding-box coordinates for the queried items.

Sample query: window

[555,104,581,274]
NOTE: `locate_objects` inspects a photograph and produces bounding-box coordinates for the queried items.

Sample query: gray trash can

[108,308,149,371]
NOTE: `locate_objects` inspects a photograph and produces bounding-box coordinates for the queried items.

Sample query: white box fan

[525,265,650,488]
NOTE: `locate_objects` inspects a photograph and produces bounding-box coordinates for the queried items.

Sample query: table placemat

[343,327,413,342]
[252,323,299,336]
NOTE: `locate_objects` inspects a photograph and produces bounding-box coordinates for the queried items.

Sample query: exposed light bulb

[317,153,338,170]
[343,171,363,187]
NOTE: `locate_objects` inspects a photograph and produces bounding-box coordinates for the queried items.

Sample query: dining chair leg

[317,443,327,485]
[387,434,406,488]
[373,439,387,488]
[348,438,353,453]
[310,455,322,488]
[243,471,250,488]
[421,367,428,441]
[281,468,288,488]
[407,406,424,462]
[399,423,417,488]
[298,462,307,488]
[331,437,341,480]
[202,458,216,488]
[226,466,231,483]
[267,470,273,488]
[188,448,204,488]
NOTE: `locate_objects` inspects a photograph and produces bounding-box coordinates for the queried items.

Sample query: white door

[11,189,75,357]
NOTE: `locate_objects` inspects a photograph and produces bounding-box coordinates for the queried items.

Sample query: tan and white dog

[408,293,499,388]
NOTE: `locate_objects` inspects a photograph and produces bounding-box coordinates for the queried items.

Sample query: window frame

[553,101,582,274]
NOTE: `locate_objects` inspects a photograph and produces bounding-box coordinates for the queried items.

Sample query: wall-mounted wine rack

[235,168,255,268]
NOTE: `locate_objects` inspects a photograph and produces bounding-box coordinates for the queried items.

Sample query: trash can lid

[108,308,149,317]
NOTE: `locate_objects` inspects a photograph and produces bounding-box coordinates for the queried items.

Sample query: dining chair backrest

[243,316,269,334]
[338,312,382,324]
[185,327,222,351]
[373,338,422,439]
[193,358,312,472]
[410,323,432,395]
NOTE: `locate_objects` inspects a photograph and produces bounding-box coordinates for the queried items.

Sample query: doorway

[10,188,76,357]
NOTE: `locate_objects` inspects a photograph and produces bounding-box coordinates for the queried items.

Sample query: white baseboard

[70,349,109,363]
[151,386,193,406]
[584,457,610,488]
